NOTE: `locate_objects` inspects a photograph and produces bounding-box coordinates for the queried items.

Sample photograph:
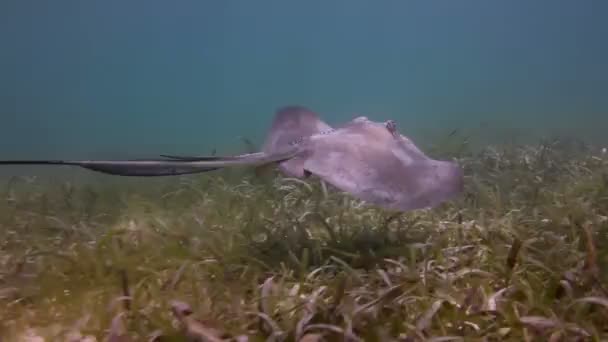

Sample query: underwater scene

[1,1,607,341]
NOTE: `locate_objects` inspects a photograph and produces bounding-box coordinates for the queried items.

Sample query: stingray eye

[385,120,398,136]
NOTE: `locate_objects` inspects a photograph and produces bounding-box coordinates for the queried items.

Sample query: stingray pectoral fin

[0,151,299,177]
[300,119,464,212]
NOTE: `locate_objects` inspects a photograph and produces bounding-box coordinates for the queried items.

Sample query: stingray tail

[0,106,326,177]
[0,151,297,177]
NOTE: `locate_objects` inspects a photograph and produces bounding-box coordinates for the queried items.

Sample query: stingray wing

[261,105,333,153]
[301,117,464,211]
[261,106,334,178]
[161,106,333,166]
[0,151,298,177]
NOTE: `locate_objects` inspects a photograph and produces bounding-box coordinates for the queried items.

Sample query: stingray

[0,106,464,211]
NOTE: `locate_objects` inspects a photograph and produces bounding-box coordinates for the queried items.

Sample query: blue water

[1,0,607,162]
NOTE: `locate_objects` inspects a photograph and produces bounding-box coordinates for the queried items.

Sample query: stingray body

[0,106,464,211]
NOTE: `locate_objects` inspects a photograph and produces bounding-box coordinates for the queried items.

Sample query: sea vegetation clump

[1,137,607,341]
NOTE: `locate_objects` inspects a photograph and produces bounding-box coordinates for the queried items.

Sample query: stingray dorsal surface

[301,117,464,211]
